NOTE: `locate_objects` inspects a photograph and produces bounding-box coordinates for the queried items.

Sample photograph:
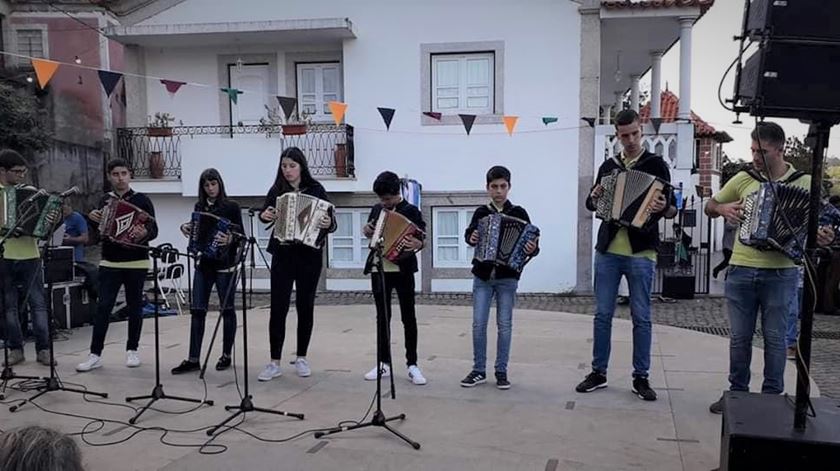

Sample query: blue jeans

[725,266,798,394]
[786,286,803,349]
[592,252,655,378]
[472,276,518,374]
[2,258,50,352]
[188,268,237,361]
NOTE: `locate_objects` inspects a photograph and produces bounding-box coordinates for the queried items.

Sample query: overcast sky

[654,0,839,163]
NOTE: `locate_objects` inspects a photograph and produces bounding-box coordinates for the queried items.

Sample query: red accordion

[369,209,423,262]
[99,198,154,245]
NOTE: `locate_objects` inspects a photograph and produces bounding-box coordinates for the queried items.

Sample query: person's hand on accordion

[589,184,604,201]
[260,207,276,223]
[404,234,423,252]
[817,226,836,247]
[648,192,668,215]
[179,222,192,238]
[128,225,148,242]
[468,230,479,246]
[89,209,103,224]
[363,221,375,239]
[316,214,332,230]
[524,237,539,255]
[716,200,745,226]
[214,232,233,246]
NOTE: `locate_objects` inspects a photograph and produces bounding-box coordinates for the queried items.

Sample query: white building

[104,0,713,293]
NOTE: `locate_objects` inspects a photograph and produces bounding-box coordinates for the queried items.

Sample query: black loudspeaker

[44,247,75,284]
[662,271,694,299]
[746,0,840,43]
[51,282,91,329]
[720,391,840,470]
[736,40,840,120]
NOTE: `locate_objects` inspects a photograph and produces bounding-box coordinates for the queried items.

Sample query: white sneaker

[407,365,427,385]
[364,363,391,381]
[293,357,311,377]
[76,354,102,372]
[258,362,282,382]
[126,350,141,368]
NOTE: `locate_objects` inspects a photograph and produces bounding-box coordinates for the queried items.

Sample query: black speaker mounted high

[746,0,840,43]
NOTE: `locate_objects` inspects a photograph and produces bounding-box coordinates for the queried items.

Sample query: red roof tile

[639,90,732,142]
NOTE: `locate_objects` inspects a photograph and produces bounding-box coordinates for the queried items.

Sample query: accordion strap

[745,168,807,185]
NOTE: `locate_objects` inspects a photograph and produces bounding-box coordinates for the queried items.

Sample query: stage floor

[1,304,815,471]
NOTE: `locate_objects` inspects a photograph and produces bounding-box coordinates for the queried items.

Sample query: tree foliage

[0,81,51,154]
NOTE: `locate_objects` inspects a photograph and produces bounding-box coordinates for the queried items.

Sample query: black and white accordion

[187,211,233,260]
[273,193,333,249]
[595,169,670,229]
[473,213,540,273]
[0,185,62,239]
[739,182,840,261]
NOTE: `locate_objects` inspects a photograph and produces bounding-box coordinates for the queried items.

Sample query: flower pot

[282,124,308,136]
[147,127,173,137]
[149,151,165,179]
[334,143,348,178]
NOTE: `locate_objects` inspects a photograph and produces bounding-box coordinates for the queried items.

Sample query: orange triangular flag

[328,101,348,125]
[31,59,59,89]
[503,116,519,136]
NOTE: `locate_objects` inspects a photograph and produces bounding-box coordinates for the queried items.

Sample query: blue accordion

[187,211,232,260]
[474,213,539,273]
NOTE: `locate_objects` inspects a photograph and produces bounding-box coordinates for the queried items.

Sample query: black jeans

[188,268,236,361]
[371,271,418,367]
[268,248,322,360]
[90,266,146,356]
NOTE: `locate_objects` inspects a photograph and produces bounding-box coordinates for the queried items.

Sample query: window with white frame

[241,208,273,267]
[433,207,476,268]
[431,52,494,115]
[296,62,342,123]
[328,208,370,269]
[16,28,45,66]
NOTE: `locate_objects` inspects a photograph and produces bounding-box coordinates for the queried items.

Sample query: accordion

[596,169,670,229]
[273,193,334,249]
[739,182,840,261]
[0,185,62,239]
[369,209,424,263]
[99,198,154,245]
[474,213,540,273]
[187,212,233,260]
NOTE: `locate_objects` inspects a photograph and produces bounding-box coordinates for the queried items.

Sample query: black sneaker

[617,295,630,306]
[495,372,511,390]
[709,396,724,415]
[575,371,607,393]
[215,355,231,371]
[171,360,200,375]
[460,371,487,387]
[632,377,657,401]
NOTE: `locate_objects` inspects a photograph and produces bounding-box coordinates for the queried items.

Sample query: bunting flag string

[31,59,60,89]
[377,107,395,130]
[542,117,559,126]
[161,79,186,96]
[98,70,123,97]
[503,116,518,136]
[459,114,476,135]
[328,101,348,125]
[221,87,243,104]
[423,112,442,121]
[277,96,298,121]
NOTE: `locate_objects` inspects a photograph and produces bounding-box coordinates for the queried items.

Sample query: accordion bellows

[0,185,62,239]
[474,213,540,273]
[273,193,333,249]
[187,211,232,260]
[739,182,840,261]
[369,209,423,262]
[99,198,154,245]
[596,169,668,229]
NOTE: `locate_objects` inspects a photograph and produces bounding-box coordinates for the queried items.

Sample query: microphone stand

[125,244,213,424]
[206,235,304,437]
[314,241,420,449]
[9,191,108,411]
[245,208,270,308]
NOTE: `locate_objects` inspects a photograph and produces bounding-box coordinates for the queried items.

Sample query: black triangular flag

[581,117,596,128]
[377,107,395,130]
[423,111,442,120]
[459,114,476,135]
[650,117,664,135]
[277,96,298,121]
[98,70,123,98]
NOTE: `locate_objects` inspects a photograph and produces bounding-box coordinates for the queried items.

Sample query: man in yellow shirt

[0,149,51,367]
[578,110,677,401]
[706,122,834,414]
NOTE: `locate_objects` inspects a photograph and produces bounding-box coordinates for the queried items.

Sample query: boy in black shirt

[460,166,539,389]
[362,171,427,385]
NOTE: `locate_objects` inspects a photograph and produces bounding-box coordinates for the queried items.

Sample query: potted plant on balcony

[147,112,175,137]
[282,109,312,136]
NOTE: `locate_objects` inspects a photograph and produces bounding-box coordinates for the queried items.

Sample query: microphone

[59,186,80,198]
[22,189,48,205]
[247,206,261,215]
